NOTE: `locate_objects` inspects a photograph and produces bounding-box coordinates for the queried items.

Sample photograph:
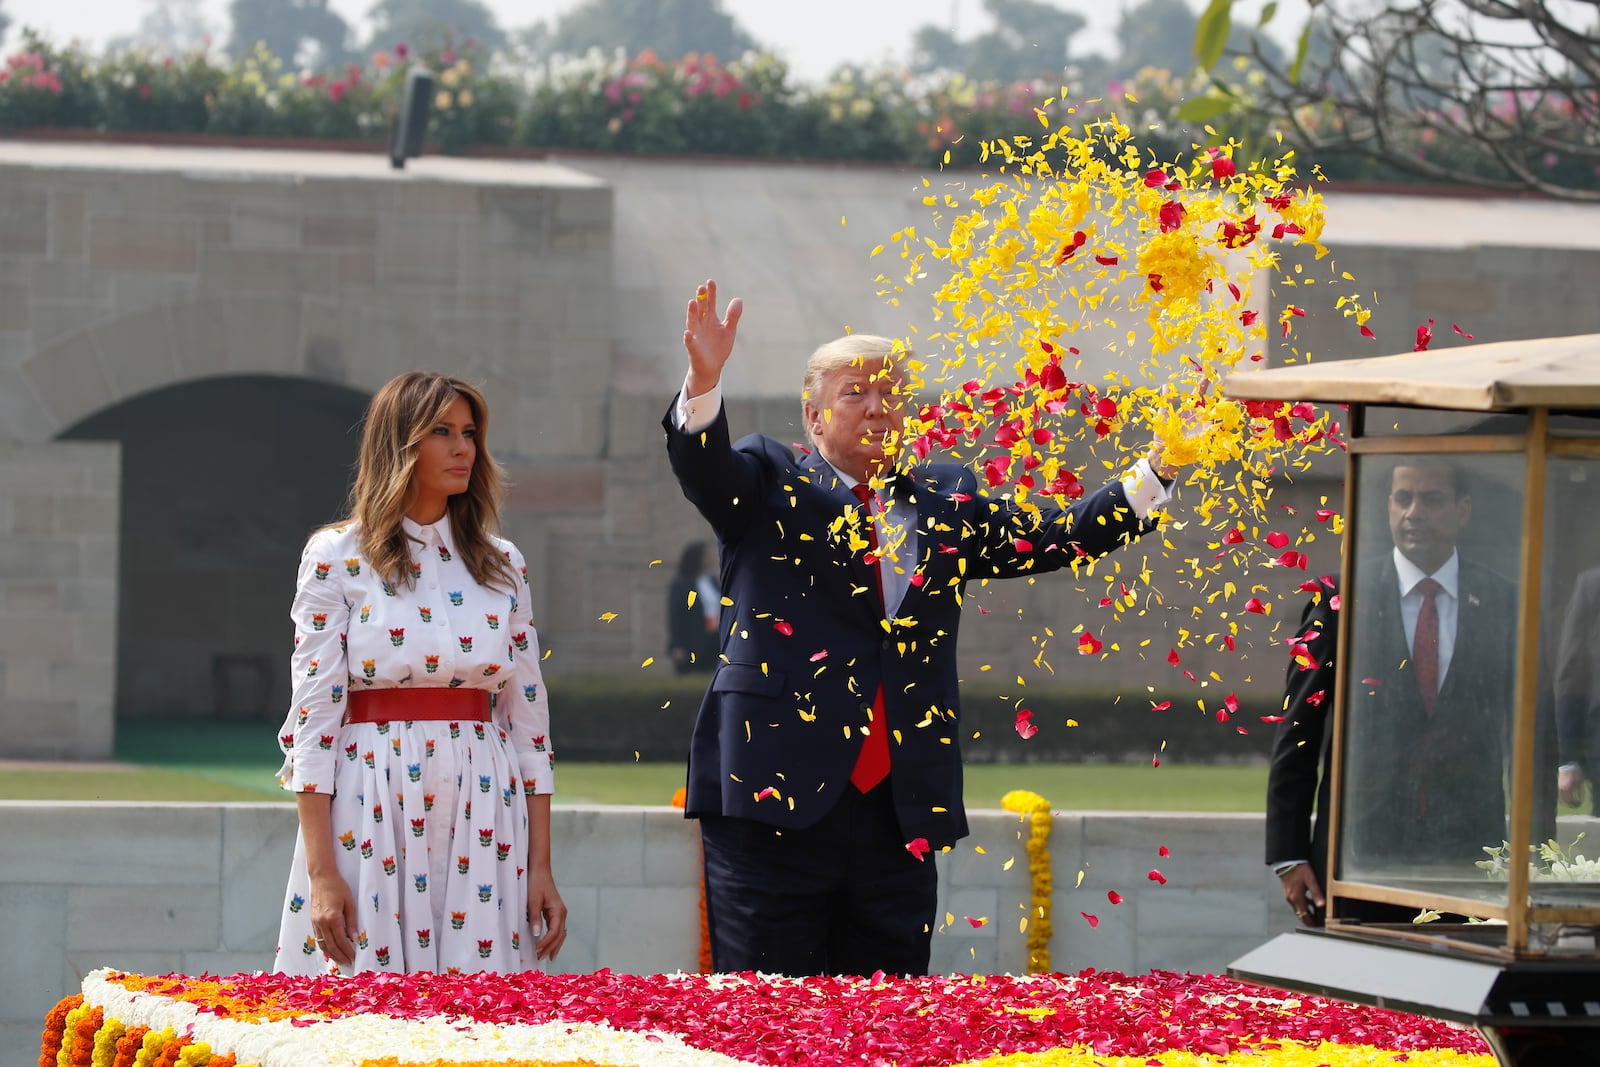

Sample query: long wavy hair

[335,372,518,594]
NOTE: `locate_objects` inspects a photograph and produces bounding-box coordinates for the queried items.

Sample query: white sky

[2,0,1268,81]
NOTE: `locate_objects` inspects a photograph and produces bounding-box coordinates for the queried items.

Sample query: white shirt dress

[271,515,555,974]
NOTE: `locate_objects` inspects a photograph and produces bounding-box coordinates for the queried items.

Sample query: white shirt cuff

[676,377,722,434]
[1121,457,1173,519]
[1270,860,1308,876]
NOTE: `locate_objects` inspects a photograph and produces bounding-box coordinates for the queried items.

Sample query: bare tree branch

[1239,0,1600,200]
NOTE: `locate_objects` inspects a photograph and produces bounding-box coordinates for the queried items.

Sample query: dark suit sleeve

[1555,572,1598,771]
[1265,588,1337,867]
[662,397,770,545]
[964,476,1158,580]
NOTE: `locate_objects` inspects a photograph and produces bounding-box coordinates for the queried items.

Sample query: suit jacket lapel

[1368,556,1410,678]
[1441,562,1487,699]
[799,449,884,620]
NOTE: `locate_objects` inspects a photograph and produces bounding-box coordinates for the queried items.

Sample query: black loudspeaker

[389,67,434,169]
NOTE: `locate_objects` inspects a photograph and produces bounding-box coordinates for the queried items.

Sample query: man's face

[1387,464,1470,573]
[804,358,906,483]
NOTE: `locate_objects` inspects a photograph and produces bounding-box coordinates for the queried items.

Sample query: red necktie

[1413,577,1441,718]
[850,484,890,793]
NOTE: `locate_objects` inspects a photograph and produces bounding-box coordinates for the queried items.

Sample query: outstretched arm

[666,279,764,543]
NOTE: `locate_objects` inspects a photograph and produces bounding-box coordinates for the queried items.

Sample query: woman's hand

[309,869,360,968]
[297,791,359,968]
[527,868,568,962]
[683,278,743,399]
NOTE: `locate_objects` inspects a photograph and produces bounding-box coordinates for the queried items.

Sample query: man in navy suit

[663,280,1181,975]
[1556,567,1600,814]
[1267,460,1528,925]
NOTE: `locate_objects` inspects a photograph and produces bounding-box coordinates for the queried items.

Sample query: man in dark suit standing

[1556,568,1600,814]
[1266,460,1520,925]
[664,280,1181,975]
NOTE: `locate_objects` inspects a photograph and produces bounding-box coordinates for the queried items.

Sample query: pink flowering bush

[0,31,97,129]
[0,27,1589,184]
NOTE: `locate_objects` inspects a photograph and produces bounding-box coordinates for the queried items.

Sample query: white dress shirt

[1393,547,1461,690]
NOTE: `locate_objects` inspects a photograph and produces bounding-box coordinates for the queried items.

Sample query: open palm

[684,279,743,396]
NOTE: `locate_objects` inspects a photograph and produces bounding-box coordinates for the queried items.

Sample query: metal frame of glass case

[1223,337,1600,1064]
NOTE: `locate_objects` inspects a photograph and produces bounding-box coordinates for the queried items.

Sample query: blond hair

[800,334,910,447]
[334,371,518,594]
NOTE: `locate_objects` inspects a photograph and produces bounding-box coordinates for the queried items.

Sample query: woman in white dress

[272,371,566,974]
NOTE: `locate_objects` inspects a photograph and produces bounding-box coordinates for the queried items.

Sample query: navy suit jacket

[665,402,1158,848]
[1266,555,1532,882]
[1555,568,1600,793]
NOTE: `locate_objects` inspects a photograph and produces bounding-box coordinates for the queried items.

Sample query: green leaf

[1258,1,1278,27]
[1194,0,1234,71]
[1175,94,1236,124]
[1288,22,1312,85]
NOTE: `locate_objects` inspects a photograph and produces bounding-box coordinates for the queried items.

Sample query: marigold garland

[111,1025,149,1067]
[39,994,82,1067]
[1001,789,1054,973]
[90,1016,125,1067]
[670,786,713,974]
[69,1004,102,1067]
[130,1026,174,1067]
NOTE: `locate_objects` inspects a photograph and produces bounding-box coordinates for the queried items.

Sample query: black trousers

[698,780,939,977]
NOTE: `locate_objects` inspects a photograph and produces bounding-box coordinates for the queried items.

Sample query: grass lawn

[0,759,1273,809]
[4,720,1582,815]
[0,720,1275,809]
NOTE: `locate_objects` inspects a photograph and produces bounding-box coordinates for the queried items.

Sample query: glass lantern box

[1225,338,1600,1065]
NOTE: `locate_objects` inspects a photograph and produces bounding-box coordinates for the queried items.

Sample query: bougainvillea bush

[0,32,1239,167]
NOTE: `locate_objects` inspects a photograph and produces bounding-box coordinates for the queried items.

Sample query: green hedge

[545,672,1276,764]
[0,30,1227,168]
[5,29,1589,187]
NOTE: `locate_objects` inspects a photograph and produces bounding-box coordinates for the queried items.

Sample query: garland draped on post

[1001,790,1054,974]
[671,787,713,974]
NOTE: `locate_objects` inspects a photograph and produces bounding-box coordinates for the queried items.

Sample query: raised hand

[683,279,743,399]
[1146,375,1211,479]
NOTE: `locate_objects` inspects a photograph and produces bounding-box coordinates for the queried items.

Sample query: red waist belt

[344,687,492,725]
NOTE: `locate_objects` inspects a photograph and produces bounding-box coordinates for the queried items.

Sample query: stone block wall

[0,144,616,722]
[0,442,119,757]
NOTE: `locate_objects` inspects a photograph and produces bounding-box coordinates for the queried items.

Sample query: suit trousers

[698,779,939,976]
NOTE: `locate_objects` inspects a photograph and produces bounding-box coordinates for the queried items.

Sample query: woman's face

[412,393,477,505]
